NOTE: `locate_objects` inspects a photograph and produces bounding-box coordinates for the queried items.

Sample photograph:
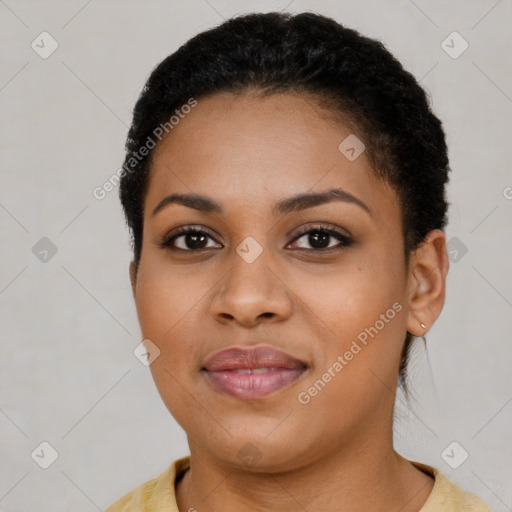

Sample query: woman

[106,11,490,511]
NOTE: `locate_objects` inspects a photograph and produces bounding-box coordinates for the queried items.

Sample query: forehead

[146,92,397,218]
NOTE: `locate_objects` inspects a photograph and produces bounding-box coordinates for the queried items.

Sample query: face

[130,92,424,471]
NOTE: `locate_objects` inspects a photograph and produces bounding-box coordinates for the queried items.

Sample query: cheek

[134,258,204,338]
[300,257,405,342]
[134,264,206,424]
[133,264,209,398]
[294,247,407,393]
[294,296,406,433]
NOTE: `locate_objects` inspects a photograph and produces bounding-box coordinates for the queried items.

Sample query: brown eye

[159,226,221,251]
[288,225,353,252]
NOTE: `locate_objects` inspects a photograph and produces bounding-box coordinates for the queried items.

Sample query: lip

[202,345,308,399]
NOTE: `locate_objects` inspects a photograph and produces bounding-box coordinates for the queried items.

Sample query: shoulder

[105,456,191,512]
[104,475,159,512]
[411,461,491,512]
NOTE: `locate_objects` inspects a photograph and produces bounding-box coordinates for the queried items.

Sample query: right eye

[158,226,222,251]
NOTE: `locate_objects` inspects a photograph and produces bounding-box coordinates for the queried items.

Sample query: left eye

[288,228,353,251]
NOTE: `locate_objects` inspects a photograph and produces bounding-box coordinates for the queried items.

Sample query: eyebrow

[151,188,372,217]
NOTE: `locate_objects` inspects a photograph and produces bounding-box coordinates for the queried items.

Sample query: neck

[176,434,434,512]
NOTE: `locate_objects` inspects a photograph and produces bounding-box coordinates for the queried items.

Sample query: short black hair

[119,11,450,398]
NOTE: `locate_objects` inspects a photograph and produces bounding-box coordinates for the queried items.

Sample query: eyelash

[157,223,354,254]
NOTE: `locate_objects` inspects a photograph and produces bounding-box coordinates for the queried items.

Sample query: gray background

[0,0,511,510]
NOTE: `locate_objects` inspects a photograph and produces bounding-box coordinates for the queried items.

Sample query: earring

[420,322,427,329]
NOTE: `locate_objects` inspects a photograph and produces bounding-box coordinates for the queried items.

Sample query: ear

[406,229,449,337]
[129,260,138,299]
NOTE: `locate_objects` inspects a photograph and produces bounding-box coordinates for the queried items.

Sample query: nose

[209,255,293,327]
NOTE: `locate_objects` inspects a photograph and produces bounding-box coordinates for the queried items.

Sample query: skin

[129,91,449,512]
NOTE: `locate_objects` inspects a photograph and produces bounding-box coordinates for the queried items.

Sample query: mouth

[201,345,308,400]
